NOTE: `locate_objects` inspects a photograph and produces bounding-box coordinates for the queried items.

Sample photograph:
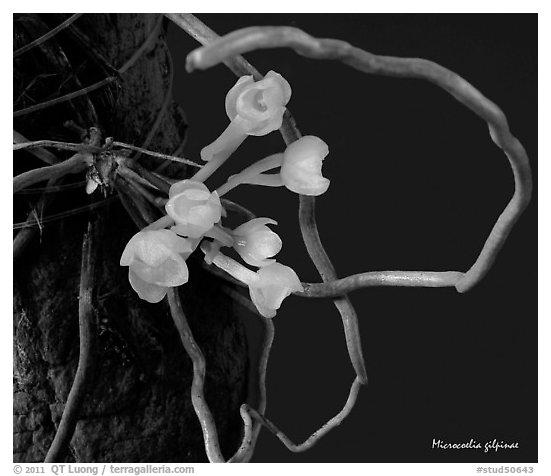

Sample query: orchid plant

[13,13,533,464]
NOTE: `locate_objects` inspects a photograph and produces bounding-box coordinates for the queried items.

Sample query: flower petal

[236,229,282,268]
[120,232,142,266]
[225,75,255,120]
[168,179,209,199]
[233,217,278,236]
[236,87,271,123]
[121,231,173,269]
[245,108,285,136]
[280,135,330,196]
[165,183,222,238]
[132,233,174,268]
[131,253,189,287]
[248,263,303,318]
[248,293,277,318]
[154,229,194,256]
[233,218,282,267]
[265,70,292,104]
[128,269,168,303]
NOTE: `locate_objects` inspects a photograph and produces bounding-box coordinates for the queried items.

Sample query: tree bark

[13,13,248,463]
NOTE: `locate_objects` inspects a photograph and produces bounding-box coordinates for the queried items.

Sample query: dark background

[167,14,537,463]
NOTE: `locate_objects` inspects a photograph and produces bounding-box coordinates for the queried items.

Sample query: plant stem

[216,153,283,197]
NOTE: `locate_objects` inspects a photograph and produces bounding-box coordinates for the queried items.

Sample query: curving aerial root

[182,21,533,296]
[45,213,102,462]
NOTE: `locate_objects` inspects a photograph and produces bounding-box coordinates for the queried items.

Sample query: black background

[167,14,537,463]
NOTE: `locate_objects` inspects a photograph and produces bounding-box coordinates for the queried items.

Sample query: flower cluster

[121,71,332,317]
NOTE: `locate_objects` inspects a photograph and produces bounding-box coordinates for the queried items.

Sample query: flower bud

[232,218,282,267]
[225,71,291,136]
[120,229,193,303]
[165,180,222,238]
[248,263,304,318]
[280,136,330,196]
[200,71,292,164]
[201,245,303,318]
